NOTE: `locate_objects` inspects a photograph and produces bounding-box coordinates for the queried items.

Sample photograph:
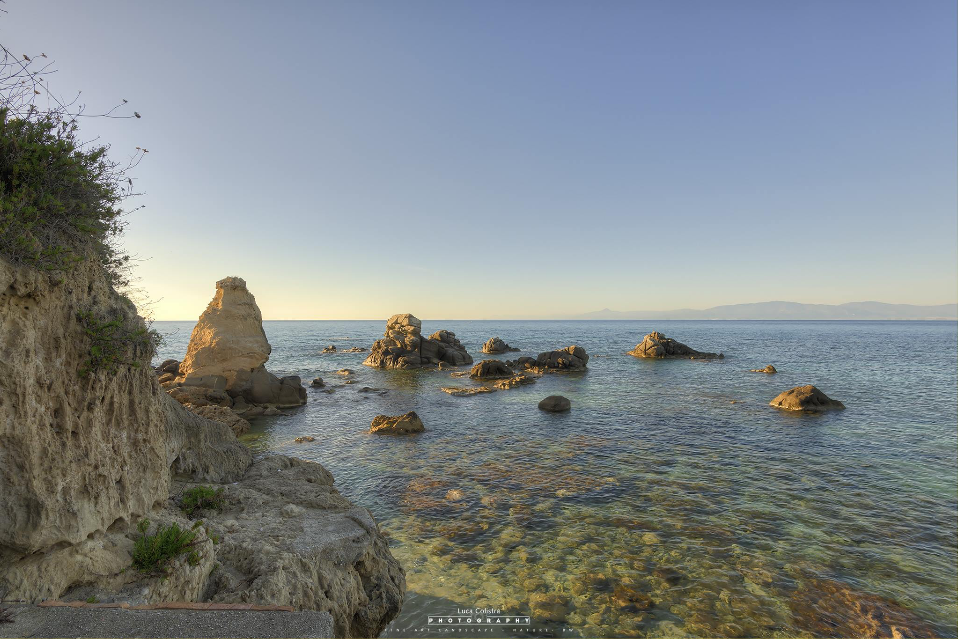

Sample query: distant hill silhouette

[566,301,958,320]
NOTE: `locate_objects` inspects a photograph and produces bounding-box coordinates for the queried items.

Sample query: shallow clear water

[154,320,958,638]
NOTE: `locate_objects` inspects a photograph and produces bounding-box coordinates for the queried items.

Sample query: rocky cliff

[0,259,404,637]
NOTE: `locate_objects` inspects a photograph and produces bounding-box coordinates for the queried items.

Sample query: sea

[153,320,958,638]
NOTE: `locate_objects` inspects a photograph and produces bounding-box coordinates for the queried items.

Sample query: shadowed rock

[470,360,514,379]
[628,332,723,359]
[511,346,589,373]
[482,337,519,354]
[770,385,845,412]
[539,396,572,412]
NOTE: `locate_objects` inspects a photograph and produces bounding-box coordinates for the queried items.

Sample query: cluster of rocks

[0,258,404,637]
[155,278,306,428]
[481,337,519,354]
[628,331,723,359]
[321,345,367,354]
[508,345,589,374]
[363,314,472,369]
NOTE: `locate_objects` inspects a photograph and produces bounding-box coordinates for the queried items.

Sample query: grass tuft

[131,521,198,575]
[181,486,225,517]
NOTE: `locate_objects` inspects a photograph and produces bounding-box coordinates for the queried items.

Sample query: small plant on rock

[180,486,225,517]
[131,520,198,575]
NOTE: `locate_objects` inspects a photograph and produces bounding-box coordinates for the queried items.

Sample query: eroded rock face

[178,277,271,385]
[482,337,519,354]
[511,346,589,373]
[363,314,473,369]
[628,332,723,359]
[174,278,305,408]
[0,257,250,580]
[370,411,425,434]
[770,385,845,412]
[470,360,514,379]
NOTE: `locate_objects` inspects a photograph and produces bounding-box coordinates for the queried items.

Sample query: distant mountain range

[564,301,958,321]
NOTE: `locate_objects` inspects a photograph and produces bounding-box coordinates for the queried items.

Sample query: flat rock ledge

[363,314,472,369]
[628,332,723,359]
[770,385,845,412]
[370,411,425,434]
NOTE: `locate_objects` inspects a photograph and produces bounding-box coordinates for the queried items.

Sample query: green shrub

[131,521,198,575]
[0,109,132,281]
[180,486,225,517]
[76,309,161,378]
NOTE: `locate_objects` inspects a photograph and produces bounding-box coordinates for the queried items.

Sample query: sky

[3,1,956,320]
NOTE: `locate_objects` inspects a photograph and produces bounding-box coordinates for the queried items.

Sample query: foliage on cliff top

[0,44,145,286]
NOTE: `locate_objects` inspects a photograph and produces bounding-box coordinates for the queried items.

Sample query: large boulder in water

[538,395,572,412]
[512,346,589,373]
[175,277,305,407]
[482,337,519,354]
[363,314,472,369]
[770,385,845,412]
[628,332,723,359]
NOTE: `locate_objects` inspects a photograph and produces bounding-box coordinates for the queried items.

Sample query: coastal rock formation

[493,374,537,390]
[187,405,251,436]
[470,360,514,379]
[363,314,473,369]
[628,332,723,359]
[538,396,572,412]
[482,337,519,354]
[510,346,589,373]
[370,411,425,435]
[173,277,305,408]
[0,258,405,636]
[750,365,777,374]
[770,385,845,412]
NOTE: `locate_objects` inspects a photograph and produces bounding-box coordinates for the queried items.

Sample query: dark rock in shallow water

[538,395,572,412]
[310,377,325,388]
[470,359,514,379]
[628,332,723,359]
[511,346,589,373]
[482,337,519,354]
[322,345,337,353]
[370,411,425,434]
[770,385,845,412]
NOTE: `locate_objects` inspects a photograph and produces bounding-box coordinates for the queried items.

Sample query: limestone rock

[363,314,473,369]
[178,277,271,385]
[0,256,249,582]
[370,412,425,435]
[186,405,251,437]
[770,385,845,412]
[538,396,572,412]
[628,332,723,359]
[470,360,514,379]
[750,365,777,374]
[175,278,305,408]
[481,337,519,354]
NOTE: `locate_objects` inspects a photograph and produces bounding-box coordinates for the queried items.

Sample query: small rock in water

[441,386,496,396]
[538,395,571,412]
[750,365,777,374]
[370,411,425,435]
[628,331,722,359]
[310,377,325,387]
[294,436,315,443]
[493,374,536,390]
[322,345,337,353]
[770,385,845,412]
[470,360,514,379]
[336,369,354,376]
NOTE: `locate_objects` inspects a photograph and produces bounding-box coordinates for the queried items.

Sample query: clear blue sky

[4,1,956,319]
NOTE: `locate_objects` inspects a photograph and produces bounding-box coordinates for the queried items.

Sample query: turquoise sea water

[154,320,958,638]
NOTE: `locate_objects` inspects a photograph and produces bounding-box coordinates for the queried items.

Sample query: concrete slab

[0,605,334,638]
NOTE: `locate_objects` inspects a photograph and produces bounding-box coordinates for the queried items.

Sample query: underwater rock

[529,593,572,623]
[538,395,572,412]
[294,436,315,443]
[628,331,723,359]
[482,337,519,354]
[441,386,497,396]
[770,385,845,412]
[493,374,537,390]
[370,411,425,435]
